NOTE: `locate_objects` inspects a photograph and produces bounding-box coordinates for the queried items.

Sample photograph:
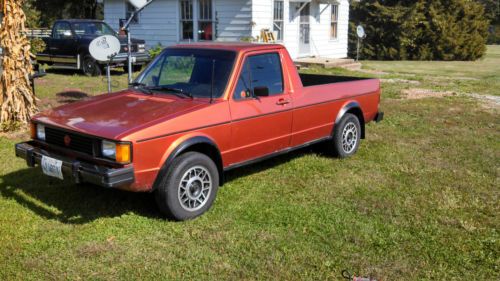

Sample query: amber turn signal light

[115,143,131,163]
[30,123,36,139]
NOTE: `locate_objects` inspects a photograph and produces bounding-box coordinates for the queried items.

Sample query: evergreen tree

[349,0,490,60]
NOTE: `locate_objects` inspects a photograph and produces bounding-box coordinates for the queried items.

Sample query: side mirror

[253,86,269,97]
[62,30,73,39]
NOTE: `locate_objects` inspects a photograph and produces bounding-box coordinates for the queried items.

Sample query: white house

[103,0,350,59]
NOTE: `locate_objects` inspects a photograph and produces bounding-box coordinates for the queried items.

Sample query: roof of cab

[170,42,285,53]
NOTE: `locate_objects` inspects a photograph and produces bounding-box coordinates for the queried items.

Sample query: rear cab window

[233,53,284,100]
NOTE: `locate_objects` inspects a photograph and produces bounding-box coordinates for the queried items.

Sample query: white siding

[105,0,252,46]
[104,0,178,48]
[251,0,273,38]
[104,0,124,31]
[104,0,349,58]
[308,0,349,58]
[216,0,252,41]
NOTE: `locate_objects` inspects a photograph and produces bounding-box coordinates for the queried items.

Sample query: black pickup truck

[35,19,150,76]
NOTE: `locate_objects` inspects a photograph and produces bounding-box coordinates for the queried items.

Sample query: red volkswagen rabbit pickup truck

[16,43,383,220]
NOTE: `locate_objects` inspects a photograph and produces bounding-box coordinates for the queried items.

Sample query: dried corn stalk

[0,0,37,127]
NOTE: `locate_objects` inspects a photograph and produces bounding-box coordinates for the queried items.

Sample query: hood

[33,90,207,140]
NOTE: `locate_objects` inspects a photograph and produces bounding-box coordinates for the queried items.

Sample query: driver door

[226,51,293,166]
[49,22,78,64]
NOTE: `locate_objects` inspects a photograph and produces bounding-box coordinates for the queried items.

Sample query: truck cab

[36,19,150,76]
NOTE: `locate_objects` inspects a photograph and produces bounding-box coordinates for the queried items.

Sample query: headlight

[101,140,131,163]
[36,124,46,141]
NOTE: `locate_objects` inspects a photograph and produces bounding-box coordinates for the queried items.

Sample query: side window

[53,22,72,39]
[233,53,284,100]
[233,61,251,100]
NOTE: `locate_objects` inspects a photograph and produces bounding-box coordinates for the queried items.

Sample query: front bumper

[15,142,135,188]
[106,52,150,65]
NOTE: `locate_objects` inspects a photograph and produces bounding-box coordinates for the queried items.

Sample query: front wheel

[327,113,361,158]
[155,152,219,221]
[82,55,102,76]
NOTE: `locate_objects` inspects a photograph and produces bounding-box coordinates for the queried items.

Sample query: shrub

[30,37,46,55]
[348,0,490,60]
[148,43,164,60]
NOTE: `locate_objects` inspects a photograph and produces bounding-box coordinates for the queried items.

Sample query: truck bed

[299,73,370,87]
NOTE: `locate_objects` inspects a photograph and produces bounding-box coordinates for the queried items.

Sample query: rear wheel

[82,55,102,76]
[154,152,219,221]
[327,113,361,158]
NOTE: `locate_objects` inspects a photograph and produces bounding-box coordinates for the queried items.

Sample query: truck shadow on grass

[0,145,325,224]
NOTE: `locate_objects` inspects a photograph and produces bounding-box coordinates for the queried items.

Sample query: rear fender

[334,101,366,139]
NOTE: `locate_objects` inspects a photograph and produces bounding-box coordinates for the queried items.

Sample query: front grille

[45,127,95,155]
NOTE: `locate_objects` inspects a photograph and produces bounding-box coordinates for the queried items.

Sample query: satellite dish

[128,0,148,9]
[356,25,366,38]
[89,35,121,62]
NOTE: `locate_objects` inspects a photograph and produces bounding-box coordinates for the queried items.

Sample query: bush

[30,38,46,55]
[148,43,164,60]
[348,0,490,60]
[488,24,500,44]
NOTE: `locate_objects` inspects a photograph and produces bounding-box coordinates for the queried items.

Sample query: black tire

[327,113,361,158]
[82,55,102,76]
[125,64,143,73]
[154,152,219,221]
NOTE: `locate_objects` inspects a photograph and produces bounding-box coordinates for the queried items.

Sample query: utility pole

[122,0,155,83]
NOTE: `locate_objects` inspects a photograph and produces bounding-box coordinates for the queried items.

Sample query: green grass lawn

[0,49,498,280]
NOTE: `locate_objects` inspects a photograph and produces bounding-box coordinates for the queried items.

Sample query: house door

[299,3,310,56]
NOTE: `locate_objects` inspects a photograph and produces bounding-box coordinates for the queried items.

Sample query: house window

[198,0,213,41]
[126,3,139,24]
[180,0,194,40]
[273,0,284,41]
[331,4,339,39]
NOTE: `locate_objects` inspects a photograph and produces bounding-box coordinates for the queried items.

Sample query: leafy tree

[349,0,490,60]
[33,0,103,27]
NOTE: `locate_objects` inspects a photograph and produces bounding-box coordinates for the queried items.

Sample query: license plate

[41,156,64,180]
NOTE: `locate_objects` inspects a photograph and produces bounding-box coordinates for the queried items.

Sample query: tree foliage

[24,0,103,27]
[349,0,490,60]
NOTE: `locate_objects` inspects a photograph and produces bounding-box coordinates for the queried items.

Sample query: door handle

[276,99,290,106]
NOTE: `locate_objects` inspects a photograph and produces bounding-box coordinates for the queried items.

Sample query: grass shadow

[0,168,161,224]
[0,143,328,224]
[224,142,328,184]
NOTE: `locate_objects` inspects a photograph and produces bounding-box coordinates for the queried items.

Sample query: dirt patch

[402,88,499,110]
[468,94,500,110]
[402,88,457,100]
[381,78,421,85]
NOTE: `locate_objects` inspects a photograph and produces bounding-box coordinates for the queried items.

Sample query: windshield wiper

[129,82,153,95]
[147,86,193,99]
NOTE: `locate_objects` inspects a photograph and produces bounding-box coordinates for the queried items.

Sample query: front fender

[153,133,223,190]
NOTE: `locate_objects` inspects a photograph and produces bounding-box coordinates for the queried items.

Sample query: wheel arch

[335,101,366,139]
[153,135,224,191]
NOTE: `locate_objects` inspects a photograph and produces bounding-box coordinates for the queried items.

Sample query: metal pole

[123,0,155,84]
[107,54,116,93]
[107,64,112,93]
[127,30,132,83]
[356,37,360,62]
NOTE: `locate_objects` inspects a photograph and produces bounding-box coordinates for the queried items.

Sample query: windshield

[72,22,116,36]
[135,49,236,98]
